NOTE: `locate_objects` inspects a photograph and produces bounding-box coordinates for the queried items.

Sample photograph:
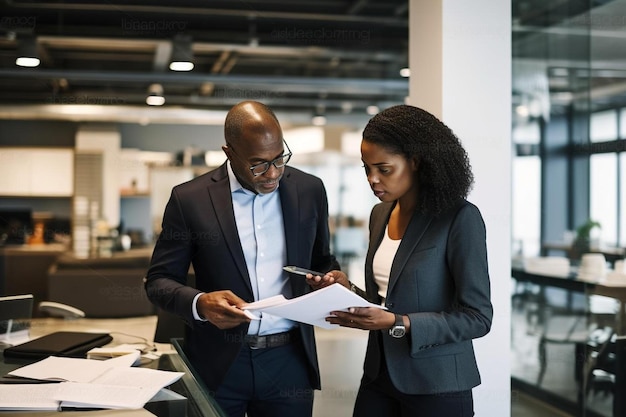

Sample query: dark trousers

[353,361,474,417]
[214,341,314,417]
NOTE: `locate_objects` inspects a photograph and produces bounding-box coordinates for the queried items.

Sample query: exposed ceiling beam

[4,1,408,26]
[0,69,408,94]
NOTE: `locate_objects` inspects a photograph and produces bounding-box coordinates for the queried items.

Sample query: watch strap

[394,313,404,328]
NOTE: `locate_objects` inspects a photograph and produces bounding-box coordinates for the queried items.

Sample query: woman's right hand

[306,270,350,291]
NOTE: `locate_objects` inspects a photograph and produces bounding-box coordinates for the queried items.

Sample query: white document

[8,356,115,382]
[55,382,154,410]
[88,345,143,362]
[243,283,385,329]
[55,367,184,410]
[3,354,184,410]
[0,384,60,411]
[7,352,142,382]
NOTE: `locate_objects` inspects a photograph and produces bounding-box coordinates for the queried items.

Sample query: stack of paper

[242,283,385,328]
[0,352,184,411]
[87,343,148,360]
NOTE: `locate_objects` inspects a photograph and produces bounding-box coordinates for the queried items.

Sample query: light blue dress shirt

[193,162,295,336]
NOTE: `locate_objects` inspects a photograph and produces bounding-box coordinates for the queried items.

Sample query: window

[590,153,618,246]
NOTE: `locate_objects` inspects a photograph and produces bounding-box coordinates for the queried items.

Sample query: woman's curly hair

[362,104,474,216]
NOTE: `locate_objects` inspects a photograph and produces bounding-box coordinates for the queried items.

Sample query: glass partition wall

[512,1,626,416]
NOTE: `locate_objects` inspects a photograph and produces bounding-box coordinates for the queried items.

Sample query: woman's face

[361,139,418,203]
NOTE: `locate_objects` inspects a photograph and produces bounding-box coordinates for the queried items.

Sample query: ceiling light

[366,105,379,115]
[169,35,194,72]
[399,67,410,77]
[311,115,327,126]
[15,36,40,68]
[341,102,353,113]
[146,84,165,106]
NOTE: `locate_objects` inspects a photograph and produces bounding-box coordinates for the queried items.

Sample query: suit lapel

[387,210,433,296]
[208,164,252,293]
[278,169,301,295]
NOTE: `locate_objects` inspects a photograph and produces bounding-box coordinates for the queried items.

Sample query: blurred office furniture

[512,263,626,416]
[47,251,155,318]
[0,294,33,346]
[0,317,227,417]
[37,301,86,319]
[579,327,616,400]
[614,337,626,417]
[0,245,66,316]
[333,226,366,264]
[542,241,625,267]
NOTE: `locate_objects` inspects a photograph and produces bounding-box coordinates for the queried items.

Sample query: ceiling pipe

[4,1,408,26]
[0,69,409,94]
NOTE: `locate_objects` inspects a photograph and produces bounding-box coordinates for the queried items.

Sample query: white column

[410,1,511,415]
[75,125,121,230]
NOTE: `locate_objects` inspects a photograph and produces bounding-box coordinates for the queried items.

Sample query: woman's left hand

[326,307,396,330]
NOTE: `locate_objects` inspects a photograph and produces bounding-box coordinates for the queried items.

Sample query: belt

[244,330,297,349]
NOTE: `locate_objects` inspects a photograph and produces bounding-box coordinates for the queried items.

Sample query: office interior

[0,0,624,416]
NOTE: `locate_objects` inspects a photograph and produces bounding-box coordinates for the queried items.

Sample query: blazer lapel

[278,169,302,295]
[208,164,252,293]
[387,210,433,296]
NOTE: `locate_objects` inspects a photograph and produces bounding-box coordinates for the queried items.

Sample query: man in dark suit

[145,100,339,417]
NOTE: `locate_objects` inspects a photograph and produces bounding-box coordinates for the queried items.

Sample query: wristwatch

[389,314,406,338]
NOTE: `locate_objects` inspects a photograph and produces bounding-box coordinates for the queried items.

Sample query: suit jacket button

[386,302,393,308]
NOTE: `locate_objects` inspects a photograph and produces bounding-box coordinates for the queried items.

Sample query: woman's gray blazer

[362,199,493,395]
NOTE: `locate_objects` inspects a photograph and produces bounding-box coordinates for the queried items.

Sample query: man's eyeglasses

[228,139,292,177]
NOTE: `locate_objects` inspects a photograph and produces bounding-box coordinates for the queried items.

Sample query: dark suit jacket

[145,164,339,391]
[362,200,493,395]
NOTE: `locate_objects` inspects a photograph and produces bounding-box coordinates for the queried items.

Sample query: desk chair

[579,327,615,400]
[537,313,589,386]
[536,293,619,387]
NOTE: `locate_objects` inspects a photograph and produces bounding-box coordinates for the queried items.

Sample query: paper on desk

[244,283,385,329]
[0,384,60,411]
[2,358,184,411]
[55,382,154,410]
[88,345,143,363]
[55,367,184,410]
[7,352,140,383]
[8,356,115,382]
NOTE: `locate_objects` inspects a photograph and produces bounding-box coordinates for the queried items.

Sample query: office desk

[541,241,625,265]
[512,264,626,417]
[0,317,226,417]
[511,265,626,335]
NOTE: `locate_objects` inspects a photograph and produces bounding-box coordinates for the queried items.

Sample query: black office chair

[579,327,616,400]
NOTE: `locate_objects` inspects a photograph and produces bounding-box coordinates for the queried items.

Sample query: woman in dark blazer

[315,105,493,416]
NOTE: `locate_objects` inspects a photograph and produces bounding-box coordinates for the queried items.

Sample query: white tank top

[372,225,402,304]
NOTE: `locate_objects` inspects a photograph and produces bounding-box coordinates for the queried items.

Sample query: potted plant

[571,219,601,259]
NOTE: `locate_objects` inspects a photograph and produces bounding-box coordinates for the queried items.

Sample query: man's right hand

[197,290,251,329]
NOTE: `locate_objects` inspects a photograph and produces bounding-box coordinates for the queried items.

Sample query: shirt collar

[226,160,280,196]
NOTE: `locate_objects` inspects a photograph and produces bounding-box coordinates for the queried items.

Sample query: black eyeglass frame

[227,139,292,177]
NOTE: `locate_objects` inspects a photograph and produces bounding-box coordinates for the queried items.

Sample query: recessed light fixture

[312,115,327,126]
[15,36,40,68]
[146,84,165,106]
[366,105,379,115]
[169,35,194,72]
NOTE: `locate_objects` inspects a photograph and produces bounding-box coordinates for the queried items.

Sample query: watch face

[390,326,405,338]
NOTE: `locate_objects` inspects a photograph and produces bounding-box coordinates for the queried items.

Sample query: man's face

[225,124,286,194]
